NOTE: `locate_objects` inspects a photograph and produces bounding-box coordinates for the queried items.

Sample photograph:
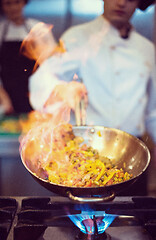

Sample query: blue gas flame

[68,207,117,235]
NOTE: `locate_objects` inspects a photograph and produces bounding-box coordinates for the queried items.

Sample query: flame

[20,22,66,71]
[69,212,116,235]
[67,205,117,235]
[20,20,87,115]
[19,23,88,179]
[19,112,74,176]
[73,73,79,81]
[44,80,87,111]
[19,78,87,172]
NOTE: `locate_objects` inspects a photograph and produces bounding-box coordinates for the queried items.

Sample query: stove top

[1,196,156,240]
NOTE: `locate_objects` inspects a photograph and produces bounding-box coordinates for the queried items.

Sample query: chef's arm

[0,84,14,114]
[29,59,60,111]
[29,53,87,113]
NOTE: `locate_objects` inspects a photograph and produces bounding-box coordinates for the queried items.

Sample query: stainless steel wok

[21,126,150,203]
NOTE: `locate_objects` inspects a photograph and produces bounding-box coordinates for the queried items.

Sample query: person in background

[29,0,156,195]
[0,84,13,114]
[0,0,40,115]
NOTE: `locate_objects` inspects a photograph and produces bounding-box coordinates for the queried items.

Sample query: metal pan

[21,126,150,203]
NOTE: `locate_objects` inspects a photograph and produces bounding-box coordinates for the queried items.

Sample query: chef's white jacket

[29,15,156,142]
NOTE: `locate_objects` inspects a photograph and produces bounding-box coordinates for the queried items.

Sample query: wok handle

[67,191,115,203]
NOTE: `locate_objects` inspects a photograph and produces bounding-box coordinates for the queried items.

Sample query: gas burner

[68,209,116,236]
[0,196,156,240]
[75,231,111,240]
[69,208,115,240]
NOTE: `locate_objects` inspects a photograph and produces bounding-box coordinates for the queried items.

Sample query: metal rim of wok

[21,126,151,203]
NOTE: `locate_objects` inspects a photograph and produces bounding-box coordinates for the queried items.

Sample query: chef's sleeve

[29,52,81,111]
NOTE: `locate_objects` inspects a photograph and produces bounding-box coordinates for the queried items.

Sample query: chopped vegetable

[43,126,133,187]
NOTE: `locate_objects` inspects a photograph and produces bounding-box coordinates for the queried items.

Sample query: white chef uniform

[29,15,156,142]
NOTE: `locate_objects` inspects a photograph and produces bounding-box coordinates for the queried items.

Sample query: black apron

[0,21,35,114]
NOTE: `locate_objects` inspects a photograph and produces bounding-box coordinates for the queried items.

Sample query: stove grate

[0,198,18,240]
[0,196,154,240]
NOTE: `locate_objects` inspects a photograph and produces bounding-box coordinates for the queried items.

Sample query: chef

[29,0,156,195]
[0,0,40,114]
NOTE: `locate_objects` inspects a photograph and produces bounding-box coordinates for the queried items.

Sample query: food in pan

[22,123,133,187]
[45,130,132,187]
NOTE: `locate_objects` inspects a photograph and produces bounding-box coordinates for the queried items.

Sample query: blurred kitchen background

[23,0,156,41]
[0,0,156,197]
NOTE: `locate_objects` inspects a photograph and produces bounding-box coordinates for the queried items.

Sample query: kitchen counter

[0,115,22,157]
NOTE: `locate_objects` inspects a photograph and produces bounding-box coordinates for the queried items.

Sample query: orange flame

[20,113,74,175]
[19,23,88,173]
[19,80,87,176]
[20,22,66,71]
[44,80,87,111]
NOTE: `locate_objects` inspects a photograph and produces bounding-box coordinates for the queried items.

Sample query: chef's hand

[44,81,88,111]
